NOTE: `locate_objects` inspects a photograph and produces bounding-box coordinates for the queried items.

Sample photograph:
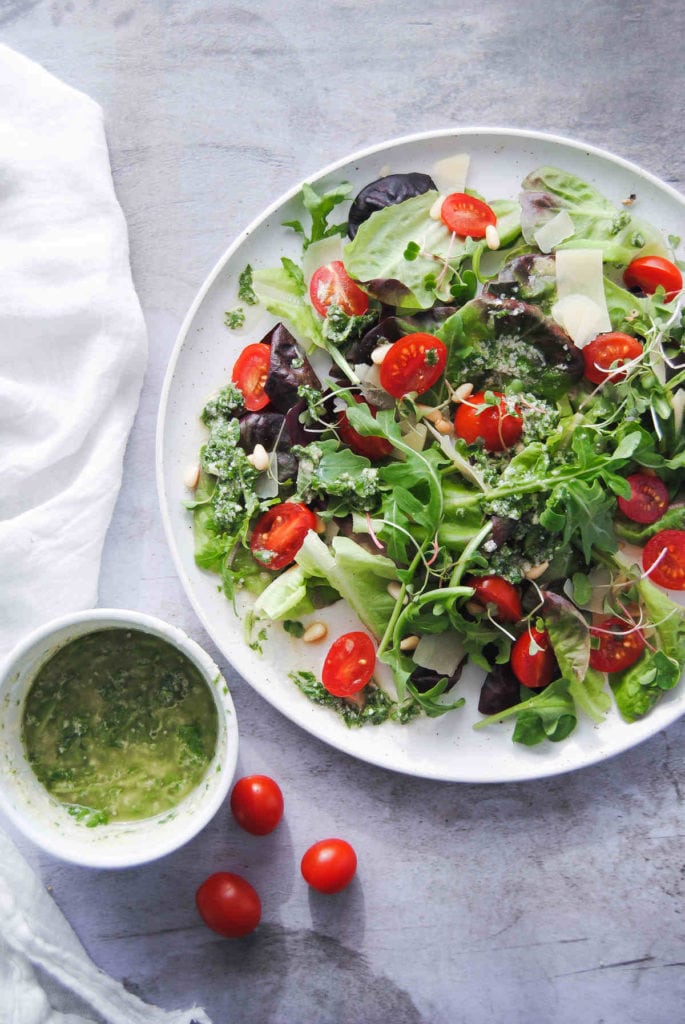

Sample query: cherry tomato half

[309,261,369,317]
[195,872,261,938]
[440,192,497,238]
[231,343,271,412]
[467,575,523,623]
[454,390,523,452]
[617,473,669,525]
[624,255,683,302]
[589,616,646,673]
[379,333,447,399]
[642,529,685,590]
[301,838,357,894]
[250,501,317,571]
[337,394,393,460]
[230,775,284,835]
[510,627,557,689]
[322,631,376,698]
[582,332,643,385]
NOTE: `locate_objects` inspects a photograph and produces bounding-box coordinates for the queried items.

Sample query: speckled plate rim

[156,127,685,783]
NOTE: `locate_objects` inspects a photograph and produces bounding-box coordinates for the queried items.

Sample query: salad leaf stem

[449,521,494,587]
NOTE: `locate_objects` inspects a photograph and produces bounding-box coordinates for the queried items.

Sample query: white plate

[157,128,685,783]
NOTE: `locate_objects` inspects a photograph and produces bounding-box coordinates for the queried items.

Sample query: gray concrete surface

[2,2,684,1022]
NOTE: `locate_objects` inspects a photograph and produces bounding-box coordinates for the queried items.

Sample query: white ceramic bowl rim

[0,608,238,868]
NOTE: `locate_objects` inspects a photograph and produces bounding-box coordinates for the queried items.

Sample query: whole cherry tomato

[231,343,271,412]
[250,502,317,571]
[195,872,261,938]
[441,193,497,238]
[510,627,557,689]
[624,255,683,302]
[309,261,369,317]
[642,529,685,590]
[379,333,447,398]
[589,617,645,673]
[301,838,357,894]
[617,473,669,525]
[230,775,284,835]
[582,332,643,385]
[454,390,523,452]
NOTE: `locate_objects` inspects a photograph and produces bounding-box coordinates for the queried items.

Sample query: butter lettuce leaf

[344,193,521,311]
[520,166,670,264]
[252,257,324,350]
[294,531,399,641]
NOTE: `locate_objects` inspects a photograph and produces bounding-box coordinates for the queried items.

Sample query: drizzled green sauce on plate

[21,629,218,825]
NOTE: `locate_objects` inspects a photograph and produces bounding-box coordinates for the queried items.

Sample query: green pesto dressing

[22,629,218,825]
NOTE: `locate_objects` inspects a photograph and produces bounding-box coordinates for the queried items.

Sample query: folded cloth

[0,46,210,1024]
[0,828,211,1024]
[0,43,146,656]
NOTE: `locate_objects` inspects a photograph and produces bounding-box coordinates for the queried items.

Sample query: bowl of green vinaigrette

[0,609,238,868]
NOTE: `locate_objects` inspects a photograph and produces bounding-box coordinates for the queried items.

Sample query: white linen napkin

[0,46,211,1024]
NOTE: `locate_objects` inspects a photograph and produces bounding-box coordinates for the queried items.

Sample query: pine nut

[387,581,403,601]
[524,560,550,581]
[485,224,500,250]
[453,382,474,403]
[466,600,483,616]
[429,194,445,220]
[183,464,200,490]
[302,621,328,643]
[434,417,454,435]
[371,343,393,365]
[399,635,420,651]
[247,443,270,471]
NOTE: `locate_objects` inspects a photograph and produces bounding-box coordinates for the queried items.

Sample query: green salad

[189,159,685,746]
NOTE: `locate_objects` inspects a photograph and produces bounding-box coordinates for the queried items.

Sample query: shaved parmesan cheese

[400,420,427,452]
[551,294,611,348]
[413,631,465,676]
[431,152,470,196]
[354,362,395,409]
[553,248,611,344]
[533,210,575,253]
[555,248,608,307]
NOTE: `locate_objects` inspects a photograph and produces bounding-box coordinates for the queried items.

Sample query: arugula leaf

[406,677,465,718]
[541,478,617,562]
[283,181,352,250]
[475,678,577,746]
[294,440,381,516]
[345,400,447,563]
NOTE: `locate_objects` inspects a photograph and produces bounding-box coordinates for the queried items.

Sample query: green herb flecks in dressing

[22,629,218,824]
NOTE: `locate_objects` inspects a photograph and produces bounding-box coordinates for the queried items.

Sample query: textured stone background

[2,2,684,1022]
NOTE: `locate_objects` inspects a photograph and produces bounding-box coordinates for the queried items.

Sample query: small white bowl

[0,609,238,868]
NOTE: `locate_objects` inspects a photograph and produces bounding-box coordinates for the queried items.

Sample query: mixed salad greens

[189,156,685,746]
